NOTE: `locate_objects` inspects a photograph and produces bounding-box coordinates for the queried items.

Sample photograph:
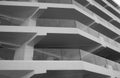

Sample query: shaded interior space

[90,23,118,39]
[106,0,120,9]
[0,0,73,3]
[93,47,120,61]
[38,8,94,26]
[94,0,107,7]
[0,5,37,18]
[0,47,15,60]
[105,6,120,19]
[0,0,31,1]
[0,70,33,78]
[74,0,89,6]
[34,33,100,50]
[0,16,16,25]
[31,70,109,78]
[87,4,112,21]
[0,32,35,45]
[115,37,120,43]
[38,0,73,4]
[33,48,81,60]
[92,0,120,29]
[86,1,120,30]
[94,0,120,19]
[0,5,38,25]
[110,20,120,29]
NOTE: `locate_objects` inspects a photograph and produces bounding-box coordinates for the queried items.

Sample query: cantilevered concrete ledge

[0,61,116,77]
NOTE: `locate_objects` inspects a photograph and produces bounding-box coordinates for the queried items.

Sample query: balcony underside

[35,33,100,51]
[0,4,39,25]
[0,32,35,45]
[0,70,32,78]
[0,5,38,19]
[31,70,109,78]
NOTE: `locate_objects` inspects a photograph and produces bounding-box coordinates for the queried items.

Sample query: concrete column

[21,18,37,26]
[106,65,116,78]
[14,44,34,60]
[19,71,34,78]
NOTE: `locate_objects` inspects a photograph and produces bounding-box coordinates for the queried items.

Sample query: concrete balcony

[1,1,120,41]
[84,0,120,30]
[0,60,112,78]
[0,23,120,61]
[0,49,120,78]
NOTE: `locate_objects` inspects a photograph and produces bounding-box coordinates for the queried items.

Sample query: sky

[113,0,120,6]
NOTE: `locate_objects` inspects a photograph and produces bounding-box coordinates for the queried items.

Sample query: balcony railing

[33,48,120,72]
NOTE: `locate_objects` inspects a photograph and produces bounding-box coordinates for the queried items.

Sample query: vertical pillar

[21,18,37,26]
[14,44,34,60]
[106,65,116,78]
[19,71,34,78]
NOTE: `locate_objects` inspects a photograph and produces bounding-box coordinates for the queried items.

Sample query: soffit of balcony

[0,70,33,78]
[74,0,89,6]
[34,33,100,51]
[0,32,35,45]
[32,70,108,78]
[0,5,38,19]
[0,5,39,23]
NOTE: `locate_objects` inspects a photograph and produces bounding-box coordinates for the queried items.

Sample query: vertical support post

[21,8,39,26]
[21,18,37,26]
[19,71,34,78]
[14,44,34,60]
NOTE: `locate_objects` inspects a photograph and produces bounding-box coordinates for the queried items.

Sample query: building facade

[0,0,120,78]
